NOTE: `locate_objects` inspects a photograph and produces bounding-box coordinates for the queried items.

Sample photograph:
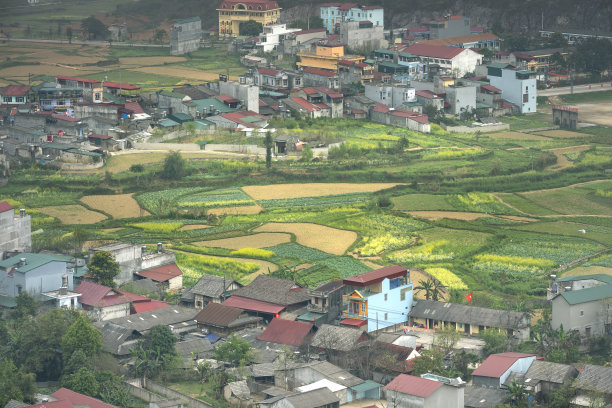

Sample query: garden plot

[561,265,612,277]
[39,205,107,224]
[177,188,255,209]
[488,131,551,140]
[179,224,212,231]
[392,194,456,211]
[81,193,149,219]
[130,66,237,82]
[537,130,589,138]
[519,184,612,216]
[207,205,263,216]
[408,211,490,221]
[512,221,612,245]
[545,145,590,171]
[242,183,400,200]
[240,259,280,283]
[118,56,187,67]
[195,232,291,250]
[254,222,357,255]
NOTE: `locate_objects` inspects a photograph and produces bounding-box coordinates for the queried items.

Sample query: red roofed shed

[51,387,117,408]
[384,374,443,398]
[0,201,14,213]
[256,318,314,346]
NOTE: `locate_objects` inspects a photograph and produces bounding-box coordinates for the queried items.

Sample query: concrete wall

[219,81,259,114]
[340,21,387,50]
[366,277,413,332]
[446,86,476,115]
[489,70,537,114]
[450,50,482,77]
[74,104,118,121]
[472,375,500,389]
[552,296,607,337]
[145,378,212,408]
[89,302,131,321]
[0,260,70,298]
[424,385,463,408]
[365,84,416,109]
[0,210,31,258]
[170,18,201,55]
[302,72,339,89]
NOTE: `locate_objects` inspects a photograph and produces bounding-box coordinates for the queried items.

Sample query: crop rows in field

[177,188,254,209]
[8,190,82,208]
[295,256,372,288]
[266,243,332,262]
[447,192,517,215]
[425,267,467,290]
[258,193,370,210]
[421,147,486,160]
[175,252,259,287]
[387,240,455,266]
[136,187,211,213]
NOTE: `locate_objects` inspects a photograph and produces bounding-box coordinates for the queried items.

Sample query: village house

[550,274,612,338]
[320,4,384,34]
[339,20,387,50]
[572,364,612,406]
[472,352,537,389]
[256,318,315,347]
[207,110,269,129]
[280,28,328,56]
[402,43,483,77]
[384,373,465,408]
[337,59,374,85]
[416,33,500,50]
[487,63,537,114]
[259,388,340,408]
[370,103,431,133]
[134,262,183,291]
[28,387,118,408]
[371,341,421,383]
[463,386,508,408]
[182,273,241,308]
[252,67,303,92]
[340,265,414,332]
[409,300,531,340]
[310,323,369,362]
[74,281,131,320]
[297,43,365,74]
[293,86,344,118]
[297,280,346,326]
[302,67,341,90]
[364,82,417,109]
[0,201,31,259]
[518,360,578,402]
[284,96,331,118]
[0,85,31,106]
[257,24,301,52]
[222,275,310,321]
[195,302,261,336]
[415,90,445,111]
[419,15,473,40]
[170,17,201,55]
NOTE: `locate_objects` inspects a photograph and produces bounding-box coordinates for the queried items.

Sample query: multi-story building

[320,3,384,34]
[298,280,346,326]
[341,265,413,332]
[423,15,471,40]
[365,82,416,109]
[339,20,387,51]
[217,0,281,38]
[402,44,483,77]
[297,43,365,73]
[487,63,537,114]
[257,24,301,52]
[170,17,202,55]
[0,201,31,259]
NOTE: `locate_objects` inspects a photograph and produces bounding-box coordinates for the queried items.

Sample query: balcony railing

[342,310,366,319]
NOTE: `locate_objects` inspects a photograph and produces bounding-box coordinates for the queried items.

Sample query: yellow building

[297,43,365,73]
[217,0,281,37]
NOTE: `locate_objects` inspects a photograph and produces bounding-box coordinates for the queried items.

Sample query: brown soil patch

[242,183,400,200]
[241,260,280,284]
[545,145,590,171]
[39,204,107,224]
[537,129,588,138]
[572,102,612,126]
[254,222,357,255]
[207,205,263,216]
[129,66,238,82]
[488,131,551,140]
[499,215,539,222]
[194,232,291,250]
[102,228,123,233]
[119,56,187,67]
[83,240,114,248]
[410,268,450,301]
[408,211,487,221]
[81,193,149,219]
[179,224,212,231]
[561,265,612,277]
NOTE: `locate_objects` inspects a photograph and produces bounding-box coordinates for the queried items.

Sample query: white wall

[450,49,483,77]
[489,69,537,114]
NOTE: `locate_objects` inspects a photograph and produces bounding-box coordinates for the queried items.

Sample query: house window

[459,323,463,328]
[580,310,584,316]
[314,297,319,304]
[295,78,301,85]
[16,285,22,294]
[384,313,388,320]
[2,97,11,103]
[384,294,388,301]
[16,97,24,103]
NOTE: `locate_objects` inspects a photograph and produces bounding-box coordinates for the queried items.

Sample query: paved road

[539,83,612,96]
[5,37,169,48]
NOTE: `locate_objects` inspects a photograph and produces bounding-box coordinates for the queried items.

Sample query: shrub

[130,164,145,172]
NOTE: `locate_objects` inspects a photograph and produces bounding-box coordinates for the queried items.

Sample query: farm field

[207,205,263,215]
[38,204,107,224]
[561,265,612,277]
[408,211,494,221]
[518,181,612,216]
[487,131,551,141]
[254,222,357,255]
[242,183,400,200]
[195,233,291,250]
[392,194,456,211]
[80,193,149,219]
[537,129,591,138]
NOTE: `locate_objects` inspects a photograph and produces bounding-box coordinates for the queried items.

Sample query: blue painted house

[341,265,413,332]
[0,253,74,306]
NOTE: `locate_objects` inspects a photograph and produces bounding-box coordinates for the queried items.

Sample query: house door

[464,323,470,334]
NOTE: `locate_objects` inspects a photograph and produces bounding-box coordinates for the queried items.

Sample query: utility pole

[570,66,574,95]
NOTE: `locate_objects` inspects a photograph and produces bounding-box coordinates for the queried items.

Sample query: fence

[127,378,214,408]
[441,123,510,133]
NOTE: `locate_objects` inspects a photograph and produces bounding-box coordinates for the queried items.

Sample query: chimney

[20,208,25,217]
[141,246,147,256]
[210,105,215,115]
[157,242,163,253]
[19,257,27,267]
[59,275,68,295]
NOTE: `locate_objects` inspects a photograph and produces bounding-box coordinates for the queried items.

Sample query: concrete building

[487,64,537,114]
[415,90,445,111]
[0,201,31,259]
[340,20,387,51]
[253,67,302,92]
[550,274,612,338]
[108,23,127,40]
[302,67,340,89]
[320,4,384,34]
[424,15,472,40]
[552,104,578,129]
[295,86,344,118]
[472,353,537,389]
[337,59,374,84]
[341,265,413,333]
[370,104,430,132]
[280,28,327,56]
[297,43,365,73]
[417,33,500,50]
[257,24,300,52]
[445,84,477,115]
[170,17,201,55]
[217,0,281,38]
[284,97,331,118]
[218,80,260,113]
[365,82,416,109]
[0,253,73,306]
[385,373,465,408]
[403,44,483,77]
[0,85,31,106]
[297,280,346,326]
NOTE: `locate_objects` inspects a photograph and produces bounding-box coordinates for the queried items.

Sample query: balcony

[342,310,366,320]
[307,303,328,313]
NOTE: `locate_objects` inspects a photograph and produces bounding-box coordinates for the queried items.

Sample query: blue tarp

[205,333,221,343]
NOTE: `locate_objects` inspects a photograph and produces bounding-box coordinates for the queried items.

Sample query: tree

[181,121,196,140]
[142,325,177,358]
[546,31,568,48]
[569,38,612,76]
[434,326,460,356]
[411,348,446,376]
[88,251,120,287]
[505,378,530,407]
[239,20,263,36]
[63,350,88,376]
[61,314,102,357]
[71,226,89,253]
[414,278,445,301]
[0,358,36,406]
[480,328,508,356]
[81,16,108,40]
[161,151,187,180]
[213,334,253,366]
[265,131,273,168]
[10,291,38,320]
[301,144,313,162]
[66,27,73,44]
[62,367,99,396]
[152,29,167,43]
[288,16,325,30]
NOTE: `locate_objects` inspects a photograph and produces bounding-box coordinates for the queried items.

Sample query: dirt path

[545,145,590,171]
[491,194,532,216]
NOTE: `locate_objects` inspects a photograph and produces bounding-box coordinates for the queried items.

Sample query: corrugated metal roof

[195,302,243,327]
[573,364,612,394]
[404,43,467,59]
[384,374,443,397]
[75,281,132,308]
[524,360,577,384]
[230,275,309,306]
[132,299,168,314]
[222,295,285,314]
[136,263,182,282]
[554,284,612,305]
[51,388,117,408]
[311,324,366,352]
[256,318,313,346]
[472,353,536,378]
[0,253,72,273]
[343,265,407,287]
[0,201,13,213]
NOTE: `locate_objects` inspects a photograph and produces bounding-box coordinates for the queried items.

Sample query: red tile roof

[481,84,502,93]
[313,86,342,99]
[52,113,81,122]
[256,318,314,346]
[218,0,279,10]
[472,352,537,378]
[222,295,285,314]
[136,263,182,282]
[404,43,466,59]
[340,318,367,327]
[315,103,330,110]
[51,388,117,408]
[361,5,383,9]
[417,33,499,47]
[0,201,14,213]
[132,299,169,314]
[102,81,140,91]
[56,75,101,84]
[196,302,244,327]
[1,85,31,96]
[415,90,439,99]
[123,101,145,114]
[372,102,389,113]
[216,94,241,104]
[290,97,320,112]
[303,87,317,95]
[390,111,430,124]
[303,67,337,77]
[258,67,282,76]
[296,28,327,35]
[384,374,443,397]
[28,401,74,408]
[410,27,429,33]
[338,3,357,10]
[220,110,267,128]
[343,265,407,287]
[75,281,131,308]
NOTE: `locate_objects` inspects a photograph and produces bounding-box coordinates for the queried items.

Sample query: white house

[402,44,483,77]
[487,63,537,114]
[320,4,384,33]
[0,201,31,259]
[257,24,301,52]
[365,82,416,109]
[385,374,465,408]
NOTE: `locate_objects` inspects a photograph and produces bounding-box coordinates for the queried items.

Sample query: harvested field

[408,211,488,220]
[130,66,238,82]
[254,222,357,255]
[81,193,149,219]
[179,224,212,231]
[537,129,588,138]
[519,183,612,216]
[207,205,263,216]
[195,232,291,250]
[545,145,590,171]
[488,131,551,140]
[119,56,187,66]
[242,183,400,200]
[561,265,612,277]
[39,205,107,224]
[83,240,114,248]
[241,260,280,283]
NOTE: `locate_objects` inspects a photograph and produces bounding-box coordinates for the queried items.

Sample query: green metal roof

[350,380,381,392]
[403,101,421,107]
[557,274,612,284]
[194,120,213,130]
[476,102,492,109]
[399,52,417,58]
[73,265,89,278]
[378,61,406,69]
[487,62,513,69]
[556,284,612,305]
[0,296,17,308]
[42,142,73,150]
[168,112,193,121]
[240,116,263,123]
[0,253,73,273]
[297,311,326,323]
[159,119,180,127]
[186,98,235,113]
[374,49,395,55]
[103,93,125,103]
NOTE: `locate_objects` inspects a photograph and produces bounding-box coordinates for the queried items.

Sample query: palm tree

[414,279,434,300]
[415,278,446,301]
[506,379,530,407]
